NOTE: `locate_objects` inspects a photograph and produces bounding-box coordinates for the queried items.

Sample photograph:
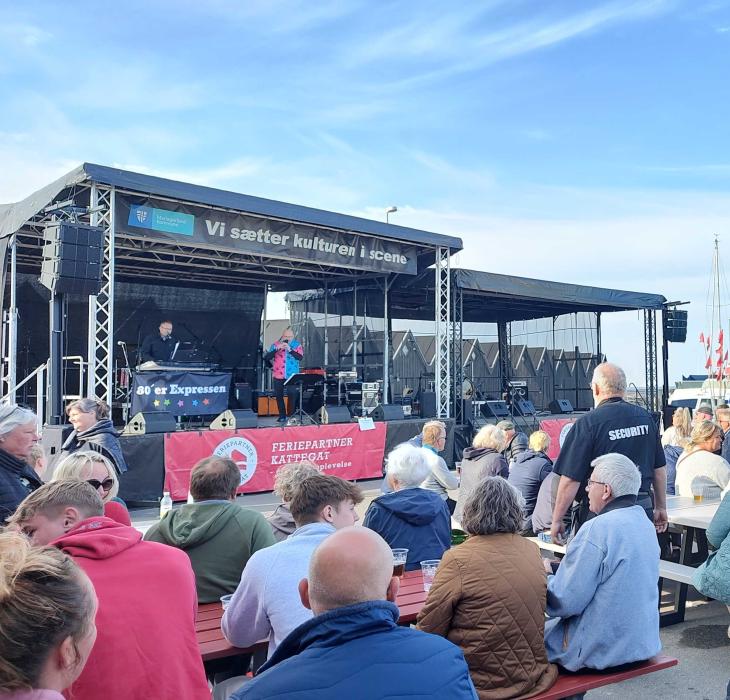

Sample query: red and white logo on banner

[213,437,258,486]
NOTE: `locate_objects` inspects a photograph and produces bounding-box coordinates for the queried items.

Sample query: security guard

[550,362,667,542]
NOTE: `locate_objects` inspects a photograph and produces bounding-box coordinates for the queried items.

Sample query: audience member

[545,454,661,671]
[717,406,730,462]
[662,407,691,447]
[550,362,667,542]
[52,451,131,526]
[692,489,730,639]
[58,398,127,475]
[232,527,478,700]
[420,422,459,514]
[0,531,97,699]
[363,444,450,570]
[496,420,528,464]
[664,437,689,496]
[454,423,507,524]
[418,477,557,699]
[693,403,714,426]
[0,405,43,523]
[380,420,445,494]
[267,461,320,541]
[530,471,565,535]
[10,480,210,700]
[222,474,362,656]
[144,456,275,602]
[29,443,47,479]
[508,430,553,531]
[675,420,730,497]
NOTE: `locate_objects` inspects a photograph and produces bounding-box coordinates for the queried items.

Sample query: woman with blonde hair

[267,461,320,541]
[675,420,730,498]
[52,452,131,526]
[454,424,507,524]
[0,530,97,698]
[662,407,691,447]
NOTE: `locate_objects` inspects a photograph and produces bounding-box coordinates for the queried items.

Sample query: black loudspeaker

[122,411,177,435]
[39,223,105,295]
[484,400,510,418]
[371,404,405,421]
[549,399,574,414]
[316,405,352,424]
[210,409,257,430]
[461,399,473,422]
[664,309,688,343]
[420,391,437,418]
[234,383,253,410]
[516,399,536,416]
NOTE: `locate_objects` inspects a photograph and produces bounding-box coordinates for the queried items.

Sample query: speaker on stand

[122,411,177,435]
[210,409,257,430]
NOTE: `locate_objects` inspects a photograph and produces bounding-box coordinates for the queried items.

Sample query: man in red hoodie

[11,480,210,700]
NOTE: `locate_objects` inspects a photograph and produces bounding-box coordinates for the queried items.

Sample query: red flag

[720,329,724,346]
[706,356,713,369]
[724,351,728,362]
[700,332,706,344]
[718,356,723,367]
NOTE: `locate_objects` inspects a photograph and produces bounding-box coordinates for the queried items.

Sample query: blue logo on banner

[128,205,194,236]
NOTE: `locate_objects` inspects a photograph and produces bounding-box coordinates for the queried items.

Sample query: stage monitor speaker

[484,400,510,418]
[420,391,437,418]
[516,399,536,416]
[210,409,257,430]
[39,222,105,295]
[371,404,405,421]
[549,399,574,414]
[122,411,177,435]
[316,405,352,424]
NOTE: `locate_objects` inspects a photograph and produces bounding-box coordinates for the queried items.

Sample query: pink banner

[164,423,387,500]
[539,418,578,461]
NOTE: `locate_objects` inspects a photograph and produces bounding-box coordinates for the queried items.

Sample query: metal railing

[0,356,86,424]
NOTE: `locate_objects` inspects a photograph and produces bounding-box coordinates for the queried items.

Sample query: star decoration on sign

[164,399,171,406]
[192,399,199,407]
[153,399,160,407]
[177,400,184,407]
[202,399,210,406]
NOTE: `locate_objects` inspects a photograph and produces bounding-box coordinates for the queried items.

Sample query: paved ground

[131,480,730,699]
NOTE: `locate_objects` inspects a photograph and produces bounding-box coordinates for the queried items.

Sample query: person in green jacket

[144,456,275,603]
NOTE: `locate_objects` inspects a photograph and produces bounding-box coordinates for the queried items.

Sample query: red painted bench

[531,655,678,699]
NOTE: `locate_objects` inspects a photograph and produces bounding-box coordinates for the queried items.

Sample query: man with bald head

[232,527,477,700]
[550,362,667,541]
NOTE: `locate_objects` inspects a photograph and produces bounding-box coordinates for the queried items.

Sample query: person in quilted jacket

[417,477,557,699]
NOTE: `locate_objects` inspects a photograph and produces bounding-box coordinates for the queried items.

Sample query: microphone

[117,341,126,346]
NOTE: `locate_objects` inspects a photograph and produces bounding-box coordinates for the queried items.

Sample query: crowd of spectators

[2,367,730,699]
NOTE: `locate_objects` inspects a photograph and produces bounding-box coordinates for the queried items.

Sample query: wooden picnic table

[197,569,430,662]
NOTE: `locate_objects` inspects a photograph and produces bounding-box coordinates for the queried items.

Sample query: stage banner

[164,423,388,500]
[131,371,231,416]
[539,418,578,461]
[115,194,418,275]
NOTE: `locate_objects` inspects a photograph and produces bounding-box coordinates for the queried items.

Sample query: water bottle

[159,491,173,519]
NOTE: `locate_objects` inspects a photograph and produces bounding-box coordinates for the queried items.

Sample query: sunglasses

[87,478,114,492]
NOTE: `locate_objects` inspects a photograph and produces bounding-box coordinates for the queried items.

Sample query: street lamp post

[385,206,397,223]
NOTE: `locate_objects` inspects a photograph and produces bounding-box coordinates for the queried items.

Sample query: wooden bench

[531,655,678,699]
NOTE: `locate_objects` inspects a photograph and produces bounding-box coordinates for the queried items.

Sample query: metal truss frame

[497,321,511,401]
[434,247,451,418]
[87,184,115,403]
[644,309,658,413]
[450,280,463,423]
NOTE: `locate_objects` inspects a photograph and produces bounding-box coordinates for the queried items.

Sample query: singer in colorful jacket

[265,327,304,423]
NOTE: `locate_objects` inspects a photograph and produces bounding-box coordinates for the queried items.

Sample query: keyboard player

[140,320,176,364]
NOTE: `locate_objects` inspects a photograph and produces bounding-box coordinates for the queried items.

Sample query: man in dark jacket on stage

[140,319,176,363]
[232,527,477,700]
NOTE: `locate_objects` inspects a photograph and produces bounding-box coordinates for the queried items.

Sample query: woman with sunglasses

[52,452,131,526]
[0,404,43,523]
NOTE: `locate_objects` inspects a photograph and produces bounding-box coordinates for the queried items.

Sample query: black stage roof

[289,268,666,323]
[0,163,462,291]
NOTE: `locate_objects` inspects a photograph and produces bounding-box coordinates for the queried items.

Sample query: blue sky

[2,0,730,384]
